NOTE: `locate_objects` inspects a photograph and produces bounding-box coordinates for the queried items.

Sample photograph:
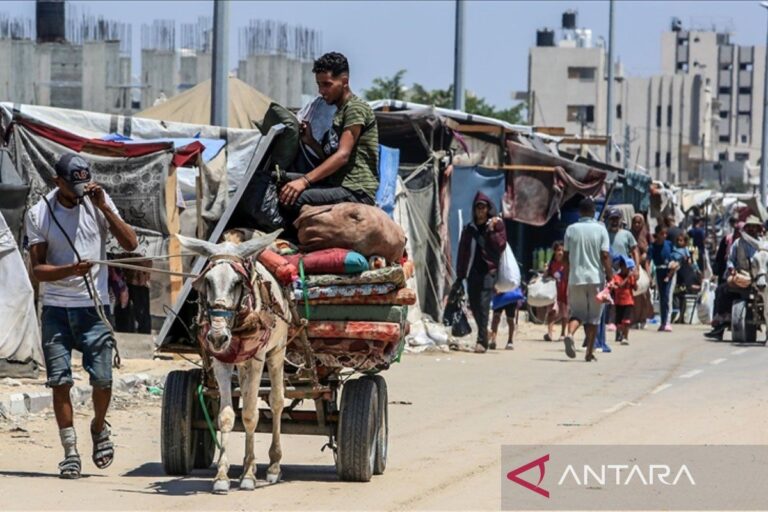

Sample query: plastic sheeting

[376,145,400,216]
[0,211,42,366]
[449,165,506,268]
[0,102,263,193]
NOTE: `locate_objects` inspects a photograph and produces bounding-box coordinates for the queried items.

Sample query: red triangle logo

[506,454,550,498]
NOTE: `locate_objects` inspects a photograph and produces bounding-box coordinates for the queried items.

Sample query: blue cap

[613,254,636,270]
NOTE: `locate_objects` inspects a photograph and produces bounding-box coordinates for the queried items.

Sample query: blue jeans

[41,306,114,389]
[656,270,672,327]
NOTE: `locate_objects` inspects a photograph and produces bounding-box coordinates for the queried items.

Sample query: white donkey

[177,230,290,494]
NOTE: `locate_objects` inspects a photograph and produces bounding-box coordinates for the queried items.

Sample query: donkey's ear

[235,229,282,260]
[176,234,221,259]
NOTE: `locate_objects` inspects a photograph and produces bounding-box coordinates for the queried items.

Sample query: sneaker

[621,340,630,345]
[563,336,576,359]
[474,344,487,353]
[489,341,497,350]
[543,333,553,342]
[505,342,514,350]
[663,325,673,332]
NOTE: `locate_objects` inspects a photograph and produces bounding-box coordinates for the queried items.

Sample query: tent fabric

[101,134,226,164]
[136,77,272,130]
[11,122,175,235]
[398,163,445,321]
[449,165,506,268]
[620,170,652,213]
[0,211,42,366]
[503,140,607,226]
[376,145,400,216]
[0,102,264,193]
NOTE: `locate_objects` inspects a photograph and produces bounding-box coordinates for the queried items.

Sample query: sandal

[91,421,114,469]
[58,454,81,479]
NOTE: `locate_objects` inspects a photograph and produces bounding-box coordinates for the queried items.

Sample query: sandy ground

[1,321,767,511]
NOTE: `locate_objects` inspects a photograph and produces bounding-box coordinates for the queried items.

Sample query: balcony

[738,70,752,89]
[719,70,732,88]
[719,45,734,66]
[739,46,754,64]
[738,94,752,113]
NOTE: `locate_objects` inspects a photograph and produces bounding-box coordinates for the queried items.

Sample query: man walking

[26,154,138,478]
[563,198,613,362]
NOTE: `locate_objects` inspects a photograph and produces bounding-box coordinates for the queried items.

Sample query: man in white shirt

[26,153,137,479]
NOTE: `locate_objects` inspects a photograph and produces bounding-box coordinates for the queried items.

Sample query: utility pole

[453,0,465,111]
[211,0,229,127]
[623,124,631,168]
[760,2,768,205]
[605,0,615,164]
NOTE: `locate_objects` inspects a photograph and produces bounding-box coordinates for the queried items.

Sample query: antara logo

[507,454,550,498]
[506,455,696,499]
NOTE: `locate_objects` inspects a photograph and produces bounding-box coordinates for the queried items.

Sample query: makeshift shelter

[136,77,272,130]
[0,210,42,377]
[0,102,282,323]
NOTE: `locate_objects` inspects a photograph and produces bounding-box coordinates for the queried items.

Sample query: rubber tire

[363,375,388,475]
[161,369,200,475]
[336,378,378,482]
[732,300,757,343]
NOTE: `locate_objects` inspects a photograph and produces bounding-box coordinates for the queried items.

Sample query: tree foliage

[363,70,527,125]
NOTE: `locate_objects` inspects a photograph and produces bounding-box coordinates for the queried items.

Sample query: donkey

[177,230,290,494]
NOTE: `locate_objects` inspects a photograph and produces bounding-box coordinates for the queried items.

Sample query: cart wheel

[363,375,388,475]
[161,368,202,475]
[336,378,378,482]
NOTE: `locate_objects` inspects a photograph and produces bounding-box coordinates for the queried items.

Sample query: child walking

[610,256,637,345]
[544,241,568,342]
[650,225,674,332]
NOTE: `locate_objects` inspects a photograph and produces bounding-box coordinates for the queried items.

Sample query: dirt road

[1,323,767,510]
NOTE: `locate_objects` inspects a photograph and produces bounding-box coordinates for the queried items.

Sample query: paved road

[1,323,767,510]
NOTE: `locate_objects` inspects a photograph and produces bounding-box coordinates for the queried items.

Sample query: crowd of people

[450,191,748,361]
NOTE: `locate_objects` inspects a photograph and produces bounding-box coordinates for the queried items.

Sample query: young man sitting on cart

[278,51,379,220]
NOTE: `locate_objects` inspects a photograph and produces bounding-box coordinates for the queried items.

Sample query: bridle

[197,254,254,327]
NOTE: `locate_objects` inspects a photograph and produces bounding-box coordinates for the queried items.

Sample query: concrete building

[528,11,746,186]
[0,39,36,104]
[661,22,765,168]
[35,42,83,109]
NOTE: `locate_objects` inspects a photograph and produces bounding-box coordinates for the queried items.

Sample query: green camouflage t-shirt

[322,95,379,198]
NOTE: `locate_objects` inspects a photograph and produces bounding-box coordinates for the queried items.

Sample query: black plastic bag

[443,283,472,337]
[230,166,284,232]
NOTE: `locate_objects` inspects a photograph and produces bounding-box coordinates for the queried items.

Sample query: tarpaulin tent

[0,102,280,322]
[0,210,42,376]
[136,76,272,130]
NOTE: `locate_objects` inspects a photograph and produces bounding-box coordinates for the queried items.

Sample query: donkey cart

[156,299,403,483]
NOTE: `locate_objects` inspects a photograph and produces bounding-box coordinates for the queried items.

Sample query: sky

[3,1,768,109]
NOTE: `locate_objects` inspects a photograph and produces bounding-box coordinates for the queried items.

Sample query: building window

[567,67,596,81]
[735,152,750,162]
[615,150,622,162]
[655,152,661,168]
[666,152,671,167]
[719,135,730,143]
[616,104,622,119]
[718,87,732,94]
[667,105,673,127]
[566,105,594,123]
[741,134,748,144]
[656,106,662,127]
[718,152,728,161]
[719,111,728,119]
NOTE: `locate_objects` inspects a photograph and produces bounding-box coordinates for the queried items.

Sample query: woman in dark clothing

[454,192,507,353]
